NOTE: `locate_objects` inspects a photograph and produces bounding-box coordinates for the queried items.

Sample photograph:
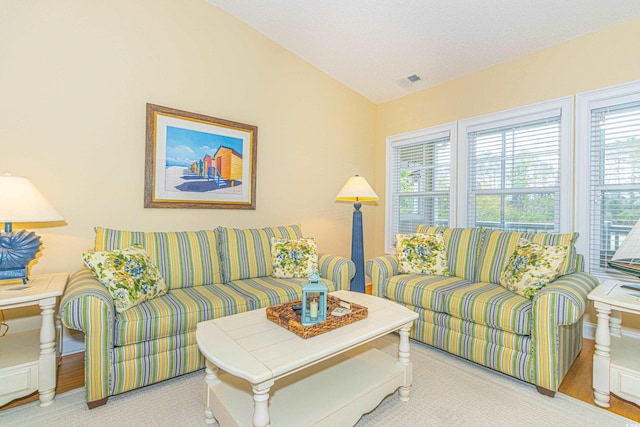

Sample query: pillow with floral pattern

[499,238,568,300]
[271,237,318,278]
[82,244,168,313]
[396,233,451,276]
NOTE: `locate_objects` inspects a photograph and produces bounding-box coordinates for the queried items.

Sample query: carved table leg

[593,301,612,408]
[397,322,413,402]
[252,380,274,427]
[38,296,58,407]
[204,360,220,425]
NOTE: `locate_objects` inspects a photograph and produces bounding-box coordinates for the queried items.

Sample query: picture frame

[144,103,257,209]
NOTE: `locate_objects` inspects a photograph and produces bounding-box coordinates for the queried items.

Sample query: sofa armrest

[59,267,115,404]
[318,253,356,291]
[533,271,599,326]
[531,271,599,391]
[365,255,399,297]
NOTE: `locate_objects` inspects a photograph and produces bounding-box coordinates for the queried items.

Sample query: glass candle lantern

[301,270,328,326]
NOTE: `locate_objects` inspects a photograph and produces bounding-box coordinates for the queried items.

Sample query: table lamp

[608,218,640,278]
[336,174,378,293]
[0,173,64,283]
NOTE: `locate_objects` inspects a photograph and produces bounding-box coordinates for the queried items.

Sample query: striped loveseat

[365,226,598,397]
[60,225,355,408]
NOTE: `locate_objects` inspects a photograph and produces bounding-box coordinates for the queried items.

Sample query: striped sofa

[60,225,355,408]
[365,226,599,397]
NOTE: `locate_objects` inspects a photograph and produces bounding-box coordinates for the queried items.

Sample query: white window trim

[385,122,457,254]
[575,80,640,277]
[457,97,574,231]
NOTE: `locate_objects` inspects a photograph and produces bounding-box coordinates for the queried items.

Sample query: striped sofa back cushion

[475,230,579,284]
[414,226,484,281]
[216,225,304,282]
[93,227,223,289]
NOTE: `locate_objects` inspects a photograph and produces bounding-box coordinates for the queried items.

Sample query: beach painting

[145,104,257,209]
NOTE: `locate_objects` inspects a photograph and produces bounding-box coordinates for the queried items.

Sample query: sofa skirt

[110,332,204,397]
[402,303,534,384]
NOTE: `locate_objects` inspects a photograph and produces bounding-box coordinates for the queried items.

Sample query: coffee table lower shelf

[205,345,407,427]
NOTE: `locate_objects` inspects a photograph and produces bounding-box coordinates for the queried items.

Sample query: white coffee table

[196,290,418,427]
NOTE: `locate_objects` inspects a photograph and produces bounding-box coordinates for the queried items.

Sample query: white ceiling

[205,1,640,104]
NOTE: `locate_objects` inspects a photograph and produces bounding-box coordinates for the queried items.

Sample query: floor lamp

[336,174,378,293]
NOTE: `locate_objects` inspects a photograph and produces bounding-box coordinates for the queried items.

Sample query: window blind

[467,115,561,232]
[389,133,451,241]
[588,100,640,274]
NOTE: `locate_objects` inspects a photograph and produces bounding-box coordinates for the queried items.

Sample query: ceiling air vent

[396,73,422,88]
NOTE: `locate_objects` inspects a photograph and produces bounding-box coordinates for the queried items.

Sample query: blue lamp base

[350,202,366,293]
[0,223,41,284]
[0,267,29,283]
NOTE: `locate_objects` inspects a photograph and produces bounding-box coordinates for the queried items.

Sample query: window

[576,81,640,276]
[458,98,573,233]
[385,123,456,253]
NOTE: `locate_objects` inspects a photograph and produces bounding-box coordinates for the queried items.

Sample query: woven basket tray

[266,295,368,339]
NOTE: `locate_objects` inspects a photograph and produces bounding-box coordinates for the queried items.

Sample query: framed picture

[144,104,257,209]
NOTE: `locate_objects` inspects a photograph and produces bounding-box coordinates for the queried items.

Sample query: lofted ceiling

[205,1,640,104]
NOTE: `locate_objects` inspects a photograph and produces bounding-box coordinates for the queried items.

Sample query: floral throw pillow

[82,244,168,313]
[396,233,450,276]
[271,237,318,278]
[499,239,568,300]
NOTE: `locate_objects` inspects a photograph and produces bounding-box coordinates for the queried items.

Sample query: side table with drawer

[0,273,68,407]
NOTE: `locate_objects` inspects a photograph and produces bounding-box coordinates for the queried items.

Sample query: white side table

[588,279,640,408]
[0,273,68,407]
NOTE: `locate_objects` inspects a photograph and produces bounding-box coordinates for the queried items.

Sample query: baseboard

[582,320,640,341]
[61,329,85,355]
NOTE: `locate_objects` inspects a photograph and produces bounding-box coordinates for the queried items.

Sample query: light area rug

[0,335,633,427]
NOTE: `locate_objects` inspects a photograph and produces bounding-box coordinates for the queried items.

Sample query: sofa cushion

[441,281,532,335]
[499,239,568,299]
[113,284,251,346]
[415,226,484,281]
[82,244,168,313]
[396,233,450,276]
[225,276,337,309]
[217,225,304,282]
[384,274,471,312]
[271,237,318,278]
[475,229,578,285]
[94,227,223,289]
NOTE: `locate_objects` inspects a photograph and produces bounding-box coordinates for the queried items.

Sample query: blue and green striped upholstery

[226,277,337,309]
[475,229,579,285]
[366,226,599,393]
[404,303,533,383]
[110,332,204,396]
[114,284,251,346]
[365,255,398,296]
[216,225,303,282]
[93,227,223,289]
[532,271,598,390]
[441,281,532,335]
[60,268,114,404]
[318,253,355,291]
[384,274,470,312]
[415,226,484,281]
[61,224,356,406]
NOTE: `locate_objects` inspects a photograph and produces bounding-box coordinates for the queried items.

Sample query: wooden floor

[2,339,640,422]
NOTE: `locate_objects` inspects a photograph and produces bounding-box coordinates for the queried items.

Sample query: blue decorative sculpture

[0,225,42,283]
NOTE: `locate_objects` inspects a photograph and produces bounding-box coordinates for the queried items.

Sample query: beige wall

[374,17,640,254]
[0,0,376,278]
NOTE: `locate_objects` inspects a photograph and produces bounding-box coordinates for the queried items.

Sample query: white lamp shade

[335,175,379,202]
[0,173,64,223]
